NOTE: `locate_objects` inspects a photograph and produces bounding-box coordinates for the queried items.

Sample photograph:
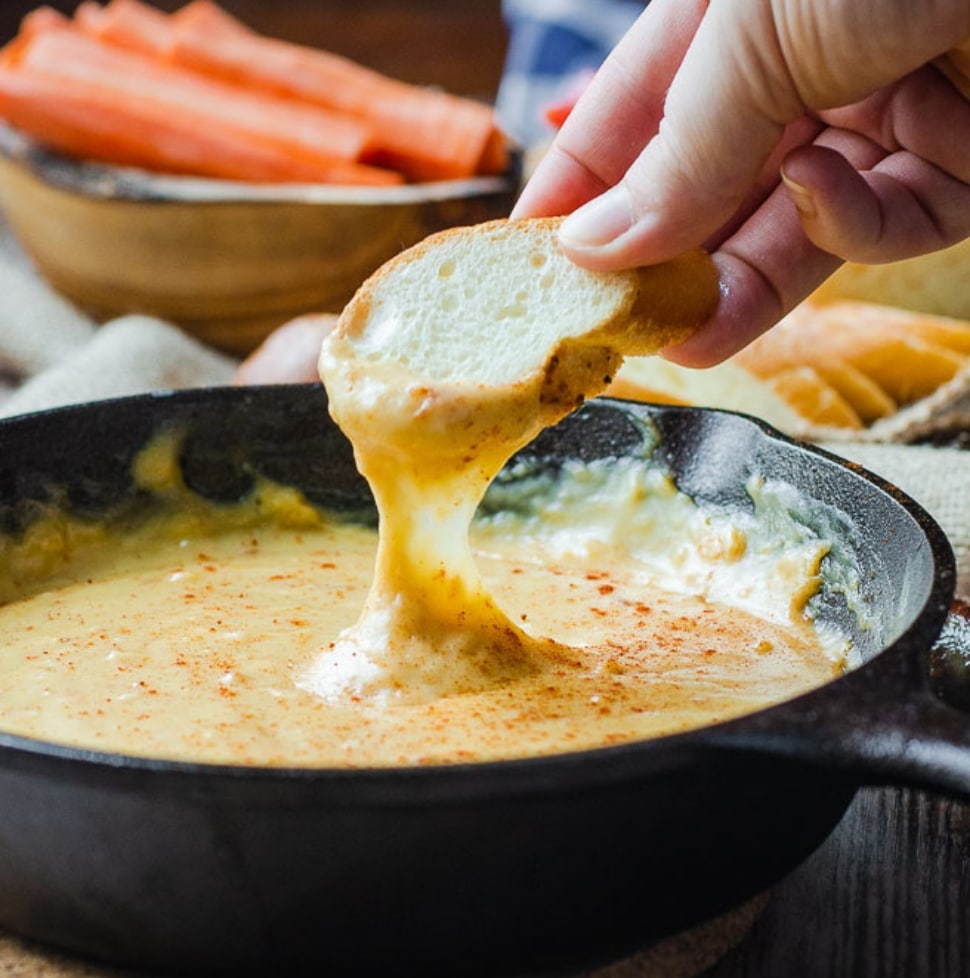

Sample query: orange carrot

[18,5,72,39]
[0,63,400,185]
[470,126,509,177]
[543,99,573,131]
[0,3,70,68]
[74,0,176,58]
[71,1,106,32]
[170,0,252,39]
[1,0,509,185]
[541,71,594,131]
[166,5,508,181]
[8,28,389,172]
[0,27,400,185]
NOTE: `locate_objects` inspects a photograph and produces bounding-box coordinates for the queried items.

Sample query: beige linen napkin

[0,313,237,417]
[820,441,970,599]
[0,212,236,413]
[0,214,97,397]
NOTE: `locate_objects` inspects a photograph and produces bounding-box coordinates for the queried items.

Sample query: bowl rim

[0,120,519,205]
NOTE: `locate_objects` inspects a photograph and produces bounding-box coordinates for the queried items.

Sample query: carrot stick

[0,28,399,185]
[71,1,106,33]
[18,5,72,39]
[0,3,69,68]
[0,63,401,185]
[170,0,252,39]
[3,0,509,184]
[11,29,384,171]
[74,0,176,58]
[167,7,508,181]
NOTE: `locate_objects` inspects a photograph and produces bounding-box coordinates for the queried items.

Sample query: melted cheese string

[303,331,623,703]
[305,220,722,705]
[300,290,636,702]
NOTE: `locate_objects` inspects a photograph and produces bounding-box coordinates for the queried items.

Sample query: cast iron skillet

[0,384,966,978]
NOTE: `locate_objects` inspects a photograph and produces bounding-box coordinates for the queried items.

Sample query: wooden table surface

[0,4,968,977]
[705,786,970,977]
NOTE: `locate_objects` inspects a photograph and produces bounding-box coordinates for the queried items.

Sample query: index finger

[511,0,708,220]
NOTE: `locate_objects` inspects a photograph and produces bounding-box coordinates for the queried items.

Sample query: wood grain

[706,788,970,978]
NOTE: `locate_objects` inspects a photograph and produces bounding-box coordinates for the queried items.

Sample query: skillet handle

[718,602,970,801]
[926,600,970,713]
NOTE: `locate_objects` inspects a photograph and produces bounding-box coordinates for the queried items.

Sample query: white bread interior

[325,216,717,393]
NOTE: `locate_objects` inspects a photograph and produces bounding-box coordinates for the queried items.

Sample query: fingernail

[560,186,635,248]
[781,171,816,220]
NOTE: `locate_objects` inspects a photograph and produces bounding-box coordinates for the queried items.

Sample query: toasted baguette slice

[811,237,970,320]
[830,301,970,356]
[808,360,897,424]
[607,354,870,431]
[737,301,969,406]
[324,217,718,393]
[609,299,970,442]
[313,218,720,704]
[606,356,807,432]
[762,367,863,430]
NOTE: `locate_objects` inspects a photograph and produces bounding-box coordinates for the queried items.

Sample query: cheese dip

[0,441,847,767]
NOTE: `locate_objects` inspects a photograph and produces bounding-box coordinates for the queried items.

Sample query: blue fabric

[529,22,605,74]
[496,0,644,146]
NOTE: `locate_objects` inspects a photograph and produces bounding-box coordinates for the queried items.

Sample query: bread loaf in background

[609,297,970,443]
[811,238,970,321]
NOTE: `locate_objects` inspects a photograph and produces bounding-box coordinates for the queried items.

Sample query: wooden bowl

[0,123,520,356]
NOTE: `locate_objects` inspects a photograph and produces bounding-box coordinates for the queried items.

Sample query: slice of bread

[761,366,863,430]
[609,299,970,444]
[606,356,808,432]
[735,301,969,406]
[811,237,970,320]
[322,216,718,399]
[312,217,719,704]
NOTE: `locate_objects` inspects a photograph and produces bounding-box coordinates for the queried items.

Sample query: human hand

[233,314,337,386]
[511,0,970,365]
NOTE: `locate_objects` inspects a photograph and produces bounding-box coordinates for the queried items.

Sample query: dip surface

[0,459,846,767]
[0,226,838,768]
